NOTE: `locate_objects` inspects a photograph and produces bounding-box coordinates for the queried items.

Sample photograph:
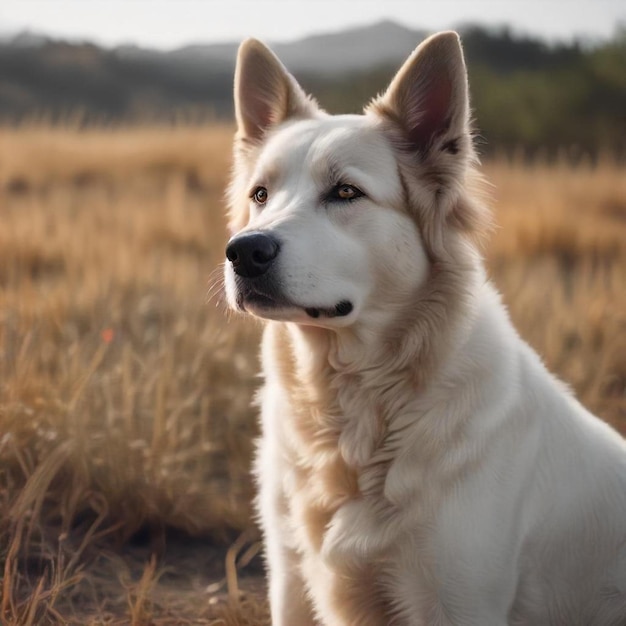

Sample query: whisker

[207,263,227,307]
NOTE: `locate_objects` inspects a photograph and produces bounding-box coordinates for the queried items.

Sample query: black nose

[225,232,280,278]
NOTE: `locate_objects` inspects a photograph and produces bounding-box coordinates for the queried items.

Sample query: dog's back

[415,284,626,625]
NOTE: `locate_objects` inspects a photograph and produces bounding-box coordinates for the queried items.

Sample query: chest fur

[264,324,396,553]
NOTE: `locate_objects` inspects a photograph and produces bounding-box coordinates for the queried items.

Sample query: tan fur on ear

[234,38,319,145]
[367,31,470,156]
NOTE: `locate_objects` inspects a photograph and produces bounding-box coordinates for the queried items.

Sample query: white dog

[223,31,626,625]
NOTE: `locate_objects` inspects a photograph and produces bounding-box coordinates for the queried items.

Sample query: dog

[222,31,626,625]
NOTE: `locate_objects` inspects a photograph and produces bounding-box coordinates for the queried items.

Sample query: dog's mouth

[304,301,353,319]
[239,291,353,321]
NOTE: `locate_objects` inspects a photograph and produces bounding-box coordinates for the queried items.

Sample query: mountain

[169,20,426,74]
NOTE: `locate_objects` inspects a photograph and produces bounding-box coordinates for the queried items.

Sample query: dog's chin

[240,293,355,327]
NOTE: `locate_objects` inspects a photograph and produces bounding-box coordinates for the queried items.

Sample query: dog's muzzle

[225,231,353,320]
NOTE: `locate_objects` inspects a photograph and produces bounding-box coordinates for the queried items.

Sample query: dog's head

[224,32,483,331]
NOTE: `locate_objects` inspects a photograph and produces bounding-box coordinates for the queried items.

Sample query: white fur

[224,32,626,625]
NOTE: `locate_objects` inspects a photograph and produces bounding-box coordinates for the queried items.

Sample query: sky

[2,0,624,49]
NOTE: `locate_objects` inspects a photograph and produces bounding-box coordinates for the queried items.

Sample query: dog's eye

[251,186,268,205]
[330,184,364,202]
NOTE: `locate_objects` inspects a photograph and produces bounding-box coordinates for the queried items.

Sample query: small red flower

[101,328,115,343]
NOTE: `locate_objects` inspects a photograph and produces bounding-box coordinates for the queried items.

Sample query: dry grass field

[0,123,625,625]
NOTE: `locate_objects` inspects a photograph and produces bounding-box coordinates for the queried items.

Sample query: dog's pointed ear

[368,31,470,159]
[234,39,318,144]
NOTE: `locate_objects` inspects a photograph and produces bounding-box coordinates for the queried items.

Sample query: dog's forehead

[256,115,395,182]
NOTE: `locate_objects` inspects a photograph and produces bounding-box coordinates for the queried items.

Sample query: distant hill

[1,21,624,157]
[168,20,428,74]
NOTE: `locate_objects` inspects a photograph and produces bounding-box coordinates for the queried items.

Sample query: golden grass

[485,158,626,426]
[0,123,624,624]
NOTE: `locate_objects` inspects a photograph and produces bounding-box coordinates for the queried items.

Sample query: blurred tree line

[1,25,624,160]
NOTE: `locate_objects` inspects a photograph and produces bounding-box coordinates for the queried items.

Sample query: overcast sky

[2,0,624,49]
